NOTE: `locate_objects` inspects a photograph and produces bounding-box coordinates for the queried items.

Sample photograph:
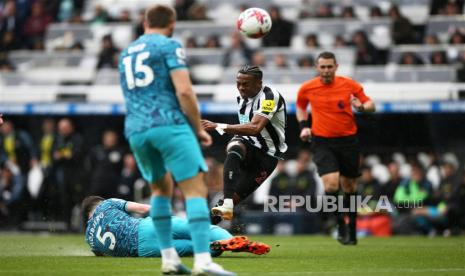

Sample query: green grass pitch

[0,234,464,275]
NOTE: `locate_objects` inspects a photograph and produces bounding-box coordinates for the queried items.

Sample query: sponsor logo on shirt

[261,100,275,113]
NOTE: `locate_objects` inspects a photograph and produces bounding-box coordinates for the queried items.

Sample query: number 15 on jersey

[122,51,154,90]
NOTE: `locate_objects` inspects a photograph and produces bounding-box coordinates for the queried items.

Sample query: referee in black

[202,65,287,223]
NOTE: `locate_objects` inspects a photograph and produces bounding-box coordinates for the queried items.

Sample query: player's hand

[0,114,3,125]
[201,119,217,131]
[197,129,212,147]
[350,95,363,111]
[299,128,312,142]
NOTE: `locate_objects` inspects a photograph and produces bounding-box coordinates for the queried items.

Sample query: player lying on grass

[82,196,270,258]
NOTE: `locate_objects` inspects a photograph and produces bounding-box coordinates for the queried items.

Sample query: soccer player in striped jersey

[202,65,287,223]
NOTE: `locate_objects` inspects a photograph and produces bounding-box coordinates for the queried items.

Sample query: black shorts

[311,135,361,178]
[229,137,278,199]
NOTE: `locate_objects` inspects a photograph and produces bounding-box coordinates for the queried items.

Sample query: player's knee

[324,180,339,193]
[226,141,246,160]
[341,179,357,193]
[322,173,339,193]
[325,184,339,193]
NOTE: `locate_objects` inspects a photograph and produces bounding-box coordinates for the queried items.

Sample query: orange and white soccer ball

[236,8,272,39]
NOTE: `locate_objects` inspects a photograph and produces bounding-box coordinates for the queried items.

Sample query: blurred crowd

[0,118,145,230]
[0,118,464,237]
[1,0,465,80]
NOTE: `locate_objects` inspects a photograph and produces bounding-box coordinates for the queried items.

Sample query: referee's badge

[261,100,275,113]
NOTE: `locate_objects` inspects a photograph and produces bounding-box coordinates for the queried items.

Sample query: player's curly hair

[238,65,263,80]
[81,196,105,228]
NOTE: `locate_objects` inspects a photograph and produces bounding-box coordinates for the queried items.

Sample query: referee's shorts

[310,134,361,178]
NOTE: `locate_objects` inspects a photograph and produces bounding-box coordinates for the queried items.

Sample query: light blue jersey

[84,199,232,257]
[85,199,139,257]
[119,34,188,138]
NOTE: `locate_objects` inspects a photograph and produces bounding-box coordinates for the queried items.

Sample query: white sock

[223,198,234,209]
[161,247,180,265]
[194,252,212,268]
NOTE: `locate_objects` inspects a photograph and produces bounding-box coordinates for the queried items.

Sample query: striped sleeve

[254,86,280,120]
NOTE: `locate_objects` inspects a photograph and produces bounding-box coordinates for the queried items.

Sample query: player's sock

[186,197,212,267]
[223,149,244,198]
[326,191,345,238]
[150,196,173,250]
[344,192,357,242]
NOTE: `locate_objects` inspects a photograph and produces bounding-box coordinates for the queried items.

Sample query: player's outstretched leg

[212,142,246,221]
[210,236,271,255]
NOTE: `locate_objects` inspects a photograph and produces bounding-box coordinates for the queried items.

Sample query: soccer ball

[237,8,272,39]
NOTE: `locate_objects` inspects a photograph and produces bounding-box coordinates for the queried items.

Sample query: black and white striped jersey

[236,85,288,158]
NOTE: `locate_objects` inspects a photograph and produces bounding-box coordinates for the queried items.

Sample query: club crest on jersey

[337,100,345,109]
[261,100,275,113]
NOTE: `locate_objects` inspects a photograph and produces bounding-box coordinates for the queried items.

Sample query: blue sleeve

[163,40,187,71]
[109,198,128,212]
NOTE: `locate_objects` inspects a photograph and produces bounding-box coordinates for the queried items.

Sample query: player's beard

[321,75,333,84]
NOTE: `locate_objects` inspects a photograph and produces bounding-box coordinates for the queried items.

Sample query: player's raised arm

[202,115,268,136]
[125,201,150,215]
[171,69,212,147]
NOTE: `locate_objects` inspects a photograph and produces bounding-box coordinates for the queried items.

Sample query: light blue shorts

[129,124,208,183]
[137,217,232,257]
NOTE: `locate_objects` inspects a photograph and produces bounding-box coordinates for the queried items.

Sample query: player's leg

[339,138,362,245]
[171,216,233,243]
[340,176,358,245]
[311,138,344,241]
[233,147,278,204]
[164,124,234,275]
[169,216,248,258]
[212,139,247,220]
[337,136,360,244]
[129,130,189,274]
[209,224,233,241]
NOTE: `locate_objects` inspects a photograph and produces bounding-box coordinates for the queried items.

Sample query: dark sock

[326,191,345,237]
[223,151,243,198]
[344,192,357,241]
